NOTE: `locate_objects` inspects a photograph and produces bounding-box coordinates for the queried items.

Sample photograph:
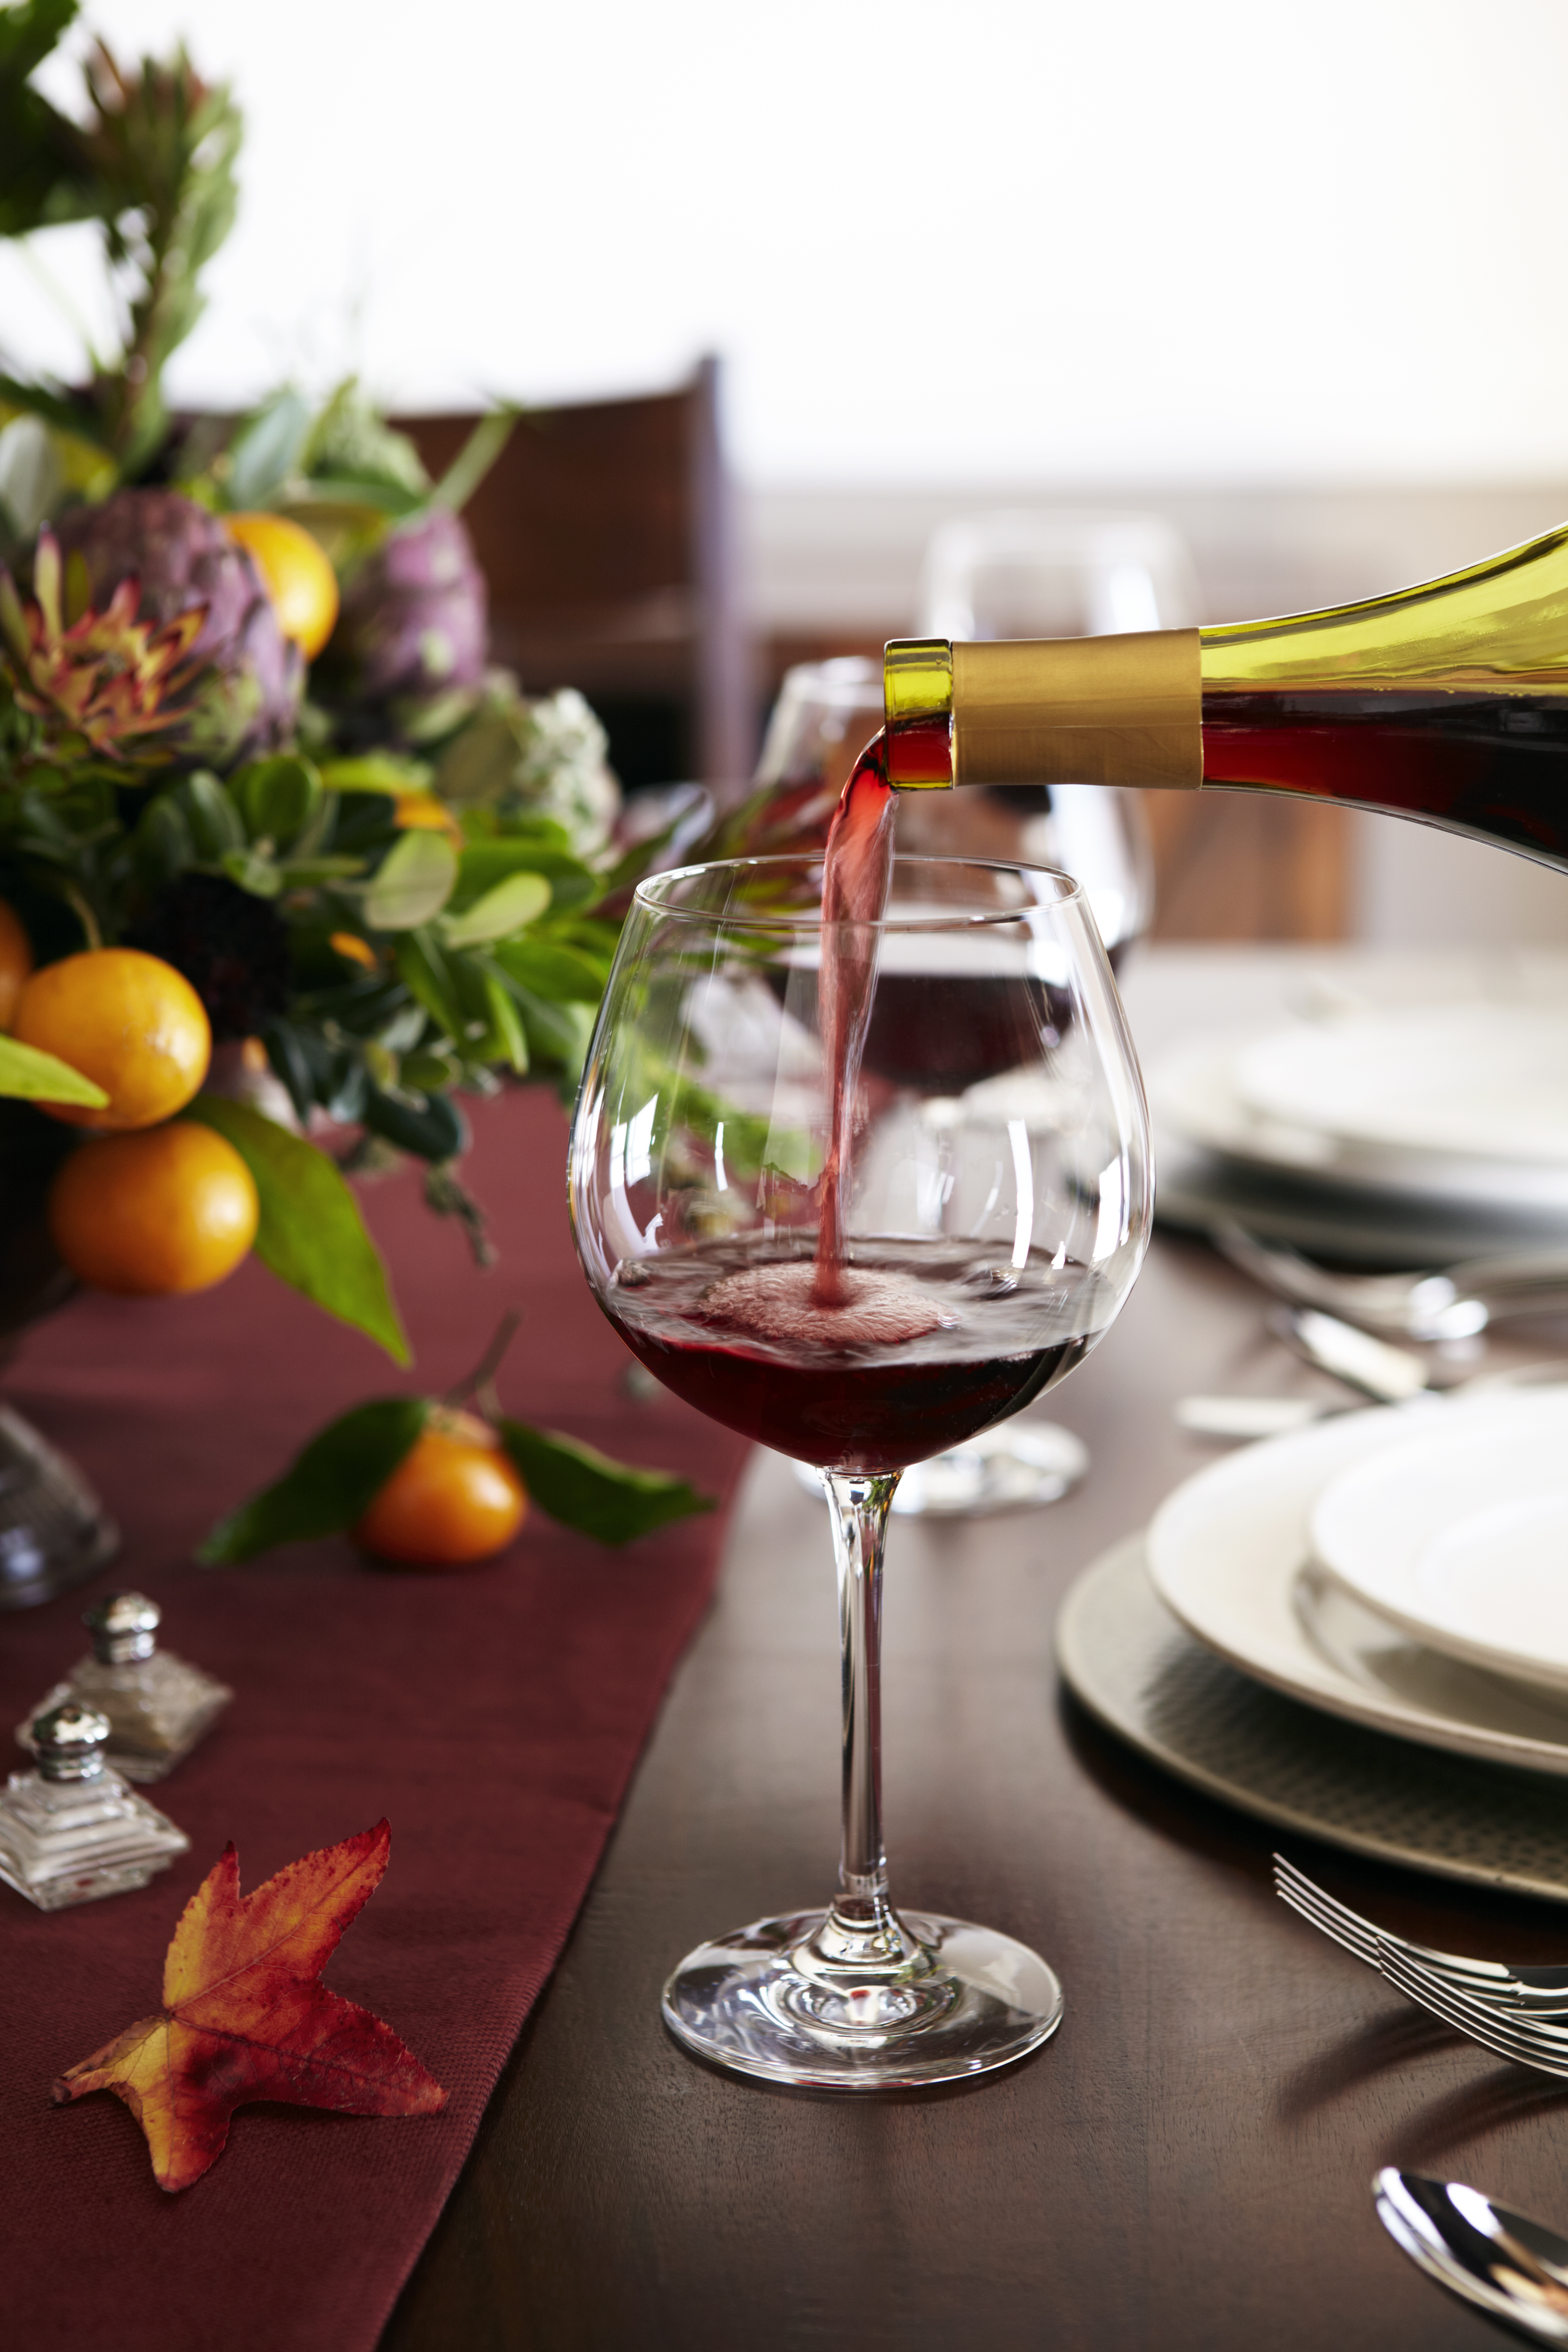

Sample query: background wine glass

[907,508,1203,953]
[754,639,1157,1515]
[570,853,1151,2088]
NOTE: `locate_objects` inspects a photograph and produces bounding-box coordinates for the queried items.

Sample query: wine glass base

[661,1908,1063,2089]
[791,1422,1089,1518]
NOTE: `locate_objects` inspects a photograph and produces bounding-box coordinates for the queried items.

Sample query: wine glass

[905,509,1204,959]
[569,853,1151,2088]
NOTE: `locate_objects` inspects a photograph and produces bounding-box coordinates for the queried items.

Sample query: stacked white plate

[1057,1385,1568,1898]
[1147,1387,1568,1774]
[1149,990,1568,1262]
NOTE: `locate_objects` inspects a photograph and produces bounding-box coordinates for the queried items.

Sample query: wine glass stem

[820,1470,922,1972]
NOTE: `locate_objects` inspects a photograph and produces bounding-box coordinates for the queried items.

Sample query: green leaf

[395,930,464,1040]
[0,2,111,241]
[456,835,600,908]
[260,1020,315,1123]
[461,818,575,863]
[300,381,430,497]
[223,391,313,511]
[233,753,322,848]
[479,966,528,1072]
[292,475,426,518]
[498,1418,714,1547]
[0,1034,107,1106]
[183,1097,410,1364]
[506,982,596,1078]
[177,770,245,860]
[491,935,609,1003]
[219,844,282,898]
[363,829,457,931]
[131,792,193,891]
[361,1082,468,1163]
[440,869,550,947]
[278,854,366,884]
[197,1395,429,1565]
[320,753,433,795]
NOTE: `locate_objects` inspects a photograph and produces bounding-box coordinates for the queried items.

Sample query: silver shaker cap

[33,1703,111,1783]
[84,1591,160,1666]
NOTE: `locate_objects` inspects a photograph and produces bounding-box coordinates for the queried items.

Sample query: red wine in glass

[603,1235,1101,1474]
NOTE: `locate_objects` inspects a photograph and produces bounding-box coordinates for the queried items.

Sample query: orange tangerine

[14,949,210,1130]
[48,1122,258,1295]
[353,1409,527,1568]
[0,901,33,1031]
[226,512,340,660]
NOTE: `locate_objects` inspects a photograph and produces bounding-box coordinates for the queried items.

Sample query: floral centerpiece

[0,0,710,1564]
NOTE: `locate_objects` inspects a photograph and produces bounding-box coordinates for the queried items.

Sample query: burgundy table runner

[0,1087,750,2350]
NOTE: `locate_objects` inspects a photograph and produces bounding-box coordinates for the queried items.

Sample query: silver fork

[1377,1945,1568,2079]
[1273,1856,1568,2014]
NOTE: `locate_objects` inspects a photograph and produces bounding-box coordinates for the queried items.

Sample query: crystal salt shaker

[19,1592,232,1782]
[0,1702,190,1910]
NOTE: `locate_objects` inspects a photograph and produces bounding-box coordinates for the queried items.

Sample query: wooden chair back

[395,359,752,791]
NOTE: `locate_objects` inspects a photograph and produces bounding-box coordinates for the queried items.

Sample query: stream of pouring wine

[812,730,897,1307]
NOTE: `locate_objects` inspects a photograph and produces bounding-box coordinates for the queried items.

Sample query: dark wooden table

[384,950,1568,2352]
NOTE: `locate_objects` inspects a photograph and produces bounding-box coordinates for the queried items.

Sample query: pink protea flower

[52,489,302,763]
[0,530,208,766]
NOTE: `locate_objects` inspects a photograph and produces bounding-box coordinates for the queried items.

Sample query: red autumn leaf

[53,1821,446,2192]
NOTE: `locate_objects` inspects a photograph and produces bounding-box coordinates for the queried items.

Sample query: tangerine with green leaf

[15,949,211,1130]
[48,1122,259,1295]
[353,1408,527,1567]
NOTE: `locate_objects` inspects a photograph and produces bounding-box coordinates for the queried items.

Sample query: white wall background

[8,0,1568,946]
[6,0,1568,489]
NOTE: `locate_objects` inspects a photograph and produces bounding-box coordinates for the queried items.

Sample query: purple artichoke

[53,490,302,765]
[327,509,487,708]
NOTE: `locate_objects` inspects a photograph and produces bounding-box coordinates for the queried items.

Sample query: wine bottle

[883,520,1568,871]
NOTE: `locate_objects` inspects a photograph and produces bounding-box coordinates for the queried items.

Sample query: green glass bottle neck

[885,518,1568,790]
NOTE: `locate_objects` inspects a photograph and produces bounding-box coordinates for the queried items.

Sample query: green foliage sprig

[0,0,240,480]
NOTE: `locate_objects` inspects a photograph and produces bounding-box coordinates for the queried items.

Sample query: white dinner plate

[1309,1391,1568,1697]
[1144,1397,1568,1776]
[1149,1033,1568,1214]
[1234,1004,1568,1166]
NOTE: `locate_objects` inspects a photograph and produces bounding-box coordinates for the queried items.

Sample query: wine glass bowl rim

[632,853,1086,934]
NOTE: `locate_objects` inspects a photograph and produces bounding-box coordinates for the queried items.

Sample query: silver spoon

[1375,2169,1568,2343]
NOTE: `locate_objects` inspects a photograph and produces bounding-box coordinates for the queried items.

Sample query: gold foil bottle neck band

[954,632,1202,790]
[884,630,1202,791]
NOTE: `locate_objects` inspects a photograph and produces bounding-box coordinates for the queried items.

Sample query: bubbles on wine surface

[607,1236,1112,1369]
[700,1260,953,1349]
